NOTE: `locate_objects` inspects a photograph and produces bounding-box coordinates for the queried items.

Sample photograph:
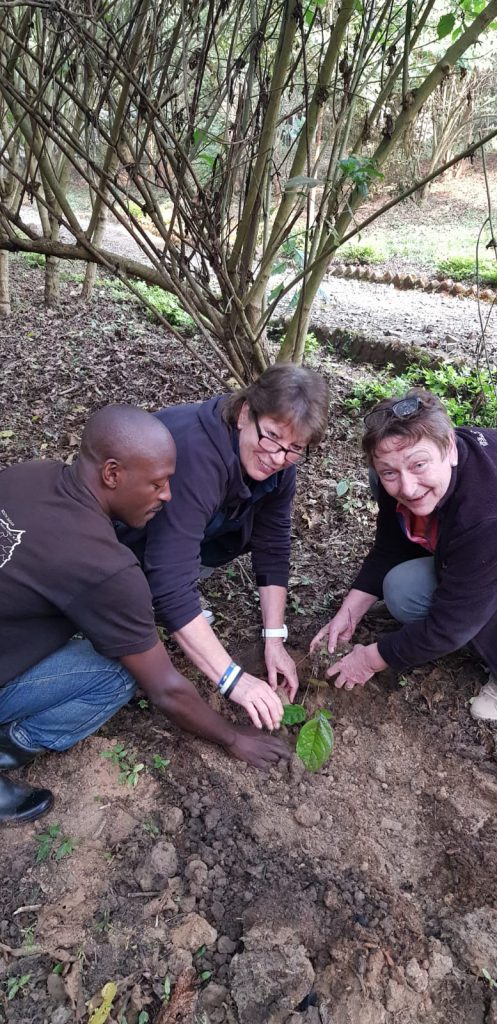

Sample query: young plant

[6,974,31,999]
[35,823,77,863]
[101,743,145,787]
[152,754,170,772]
[481,968,497,990]
[282,704,334,772]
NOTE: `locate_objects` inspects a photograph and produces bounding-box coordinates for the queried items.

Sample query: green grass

[340,199,492,275]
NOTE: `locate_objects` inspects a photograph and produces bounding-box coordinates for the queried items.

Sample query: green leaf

[0,430,13,438]
[437,12,456,37]
[282,704,307,725]
[296,712,334,772]
[268,283,284,303]
[336,479,349,497]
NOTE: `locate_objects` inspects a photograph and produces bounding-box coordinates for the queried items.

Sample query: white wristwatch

[262,625,288,642]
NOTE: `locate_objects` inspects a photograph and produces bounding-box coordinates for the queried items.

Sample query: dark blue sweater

[353,427,497,675]
[117,396,296,632]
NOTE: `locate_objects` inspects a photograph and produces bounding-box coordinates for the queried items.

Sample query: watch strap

[262,625,288,640]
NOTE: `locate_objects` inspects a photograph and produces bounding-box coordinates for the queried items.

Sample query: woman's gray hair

[362,388,455,464]
[223,364,329,445]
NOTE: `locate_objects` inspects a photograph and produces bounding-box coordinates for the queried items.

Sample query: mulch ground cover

[0,257,496,1024]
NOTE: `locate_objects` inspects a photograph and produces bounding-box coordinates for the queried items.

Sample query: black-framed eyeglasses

[364,395,424,430]
[253,412,309,464]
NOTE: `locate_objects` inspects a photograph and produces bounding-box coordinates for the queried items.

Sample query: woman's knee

[383,558,436,623]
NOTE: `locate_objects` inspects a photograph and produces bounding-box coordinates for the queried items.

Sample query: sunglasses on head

[363,395,424,429]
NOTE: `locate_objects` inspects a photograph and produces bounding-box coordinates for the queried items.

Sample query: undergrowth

[346,363,497,427]
[435,256,497,286]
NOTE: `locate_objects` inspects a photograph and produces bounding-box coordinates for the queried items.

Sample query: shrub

[436,256,497,286]
[346,363,497,427]
[339,243,384,265]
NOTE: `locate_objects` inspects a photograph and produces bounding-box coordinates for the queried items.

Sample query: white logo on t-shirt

[0,517,24,568]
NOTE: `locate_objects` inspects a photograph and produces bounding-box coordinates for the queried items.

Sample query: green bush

[346,363,497,427]
[436,256,497,286]
[339,243,384,265]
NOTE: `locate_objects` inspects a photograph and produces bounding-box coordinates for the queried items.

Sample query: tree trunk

[44,254,60,306]
[82,204,108,300]
[0,251,10,316]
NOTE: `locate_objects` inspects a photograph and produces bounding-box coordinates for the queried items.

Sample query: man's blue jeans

[0,638,137,753]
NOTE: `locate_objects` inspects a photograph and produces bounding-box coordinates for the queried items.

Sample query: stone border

[329,263,496,302]
[310,324,461,373]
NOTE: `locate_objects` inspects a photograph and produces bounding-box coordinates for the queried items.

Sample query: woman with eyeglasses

[311,388,497,722]
[117,365,329,733]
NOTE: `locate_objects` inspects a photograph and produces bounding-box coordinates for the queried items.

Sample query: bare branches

[0,0,496,375]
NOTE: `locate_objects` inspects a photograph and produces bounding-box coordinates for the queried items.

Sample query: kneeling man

[0,406,288,825]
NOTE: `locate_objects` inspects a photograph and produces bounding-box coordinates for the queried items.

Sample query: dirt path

[23,204,497,365]
[1,261,496,1024]
[311,274,496,363]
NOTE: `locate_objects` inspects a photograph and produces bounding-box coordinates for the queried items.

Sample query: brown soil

[0,257,496,1024]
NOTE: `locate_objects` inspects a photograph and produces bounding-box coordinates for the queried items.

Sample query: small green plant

[346,364,497,428]
[101,743,145,787]
[137,698,150,710]
[162,976,171,1002]
[93,908,112,934]
[22,251,45,268]
[20,925,35,947]
[338,154,384,197]
[138,1012,150,1024]
[35,823,77,863]
[481,968,497,990]
[5,974,31,999]
[304,331,320,355]
[142,819,160,837]
[436,256,497,286]
[282,704,334,772]
[290,595,306,616]
[133,282,194,330]
[152,754,170,772]
[339,243,384,265]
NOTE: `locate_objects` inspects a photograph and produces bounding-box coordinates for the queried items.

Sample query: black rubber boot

[0,775,54,825]
[0,728,42,770]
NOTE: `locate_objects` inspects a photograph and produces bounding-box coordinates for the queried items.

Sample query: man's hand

[225,725,290,769]
[230,673,284,730]
[310,606,357,655]
[326,643,387,690]
[264,640,298,700]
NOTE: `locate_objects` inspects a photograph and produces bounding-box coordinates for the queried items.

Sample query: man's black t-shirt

[0,461,158,686]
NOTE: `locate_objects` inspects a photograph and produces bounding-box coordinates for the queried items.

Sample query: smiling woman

[311,388,497,724]
[116,365,330,731]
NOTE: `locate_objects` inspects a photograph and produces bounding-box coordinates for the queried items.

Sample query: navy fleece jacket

[353,427,497,676]
[117,396,296,632]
